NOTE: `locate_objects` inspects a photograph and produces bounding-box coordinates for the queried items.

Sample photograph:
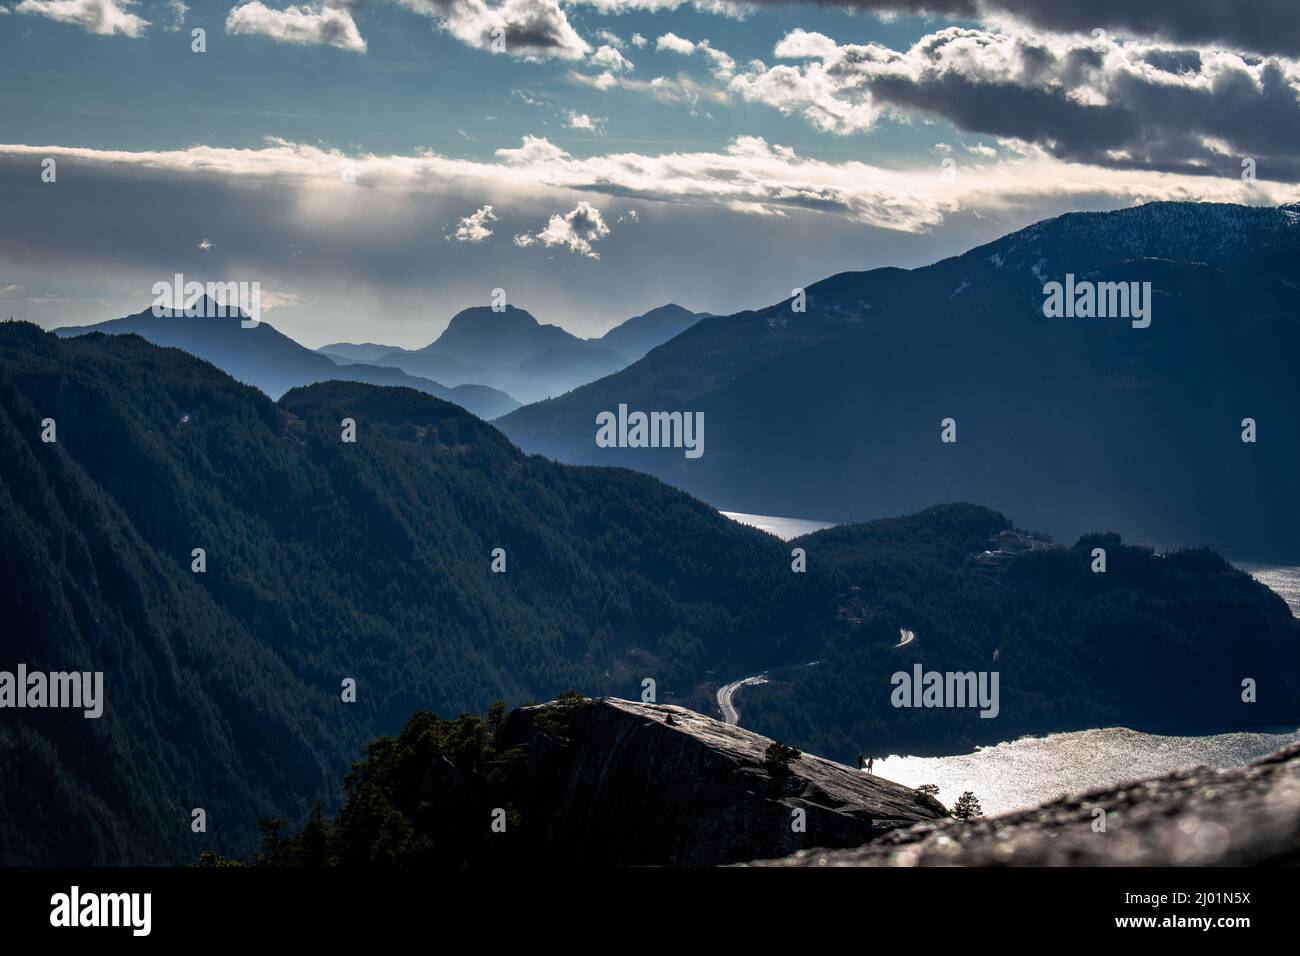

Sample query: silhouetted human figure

[857,752,865,771]
[866,756,874,775]
[665,713,677,726]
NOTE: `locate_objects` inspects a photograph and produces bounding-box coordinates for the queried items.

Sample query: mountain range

[0,321,788,864]
[2,321,1296,863]
[325,303,706,405]
[497,202,1300,562]
[54,301,520,420]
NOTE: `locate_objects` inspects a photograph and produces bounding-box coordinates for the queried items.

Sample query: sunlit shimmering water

[721,511,1300,815]
[878,725,1300,816]
[1240,563,1300,617]
[876,563,1300,816]
[720,511,837,540]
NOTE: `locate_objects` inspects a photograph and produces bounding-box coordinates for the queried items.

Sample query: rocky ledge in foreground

[749,742,1300,867]
[491,697,946,865]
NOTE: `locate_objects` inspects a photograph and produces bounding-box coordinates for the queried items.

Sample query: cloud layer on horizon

[1,134,1296,345]
[7,135,1296,237]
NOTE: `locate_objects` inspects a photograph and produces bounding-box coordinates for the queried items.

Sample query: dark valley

[1,322,1295,865]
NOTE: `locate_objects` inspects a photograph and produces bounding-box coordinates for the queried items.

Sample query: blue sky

[2,0,1299,346]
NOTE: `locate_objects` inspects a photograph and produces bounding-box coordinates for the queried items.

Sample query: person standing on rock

[866,756,874,775]
[857,752,865,771]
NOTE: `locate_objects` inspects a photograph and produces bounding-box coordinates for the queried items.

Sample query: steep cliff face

[491,698,947,865]
[753,743,1300,867]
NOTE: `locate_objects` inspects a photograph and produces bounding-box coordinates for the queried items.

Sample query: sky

[2,0,1299,347]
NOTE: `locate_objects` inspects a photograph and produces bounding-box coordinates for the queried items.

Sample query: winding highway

[716,632,913,728]
[716,673,769,726]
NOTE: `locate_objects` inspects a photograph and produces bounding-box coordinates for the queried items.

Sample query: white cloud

[630,32,646,48]
[496,134,571,164]
[656,32,695,56]
[395,0,590,61]
[450,204,498,242]
[14,0,149,36]
[514,201,611,258]
[568,0,749,19]
[565,111,608,135]
[163,0,186,32]
[226,2,367,53]
[626,34,737,89]
[728,31,882,134]
[698,41,736,78]
[590,43,633,72]
[568,68,727,116]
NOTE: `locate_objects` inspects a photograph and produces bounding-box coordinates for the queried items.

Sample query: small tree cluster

[952,791,984,820]
[763,741,802,776]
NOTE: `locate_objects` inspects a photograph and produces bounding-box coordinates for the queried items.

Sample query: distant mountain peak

[153,293,247,320]
[636,303,692,318]
[445,303,538,326]
[594,303,706,361]
[424,304,583,370]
